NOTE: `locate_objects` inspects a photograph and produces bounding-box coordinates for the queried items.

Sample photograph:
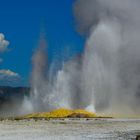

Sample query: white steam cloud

[74,0,140,115]
[22,0,140,116]
[30,34,49,112]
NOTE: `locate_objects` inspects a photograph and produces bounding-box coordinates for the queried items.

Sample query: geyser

[74,0,140,115]
[29,0,140,116]
[30,32,95,113]
[30,33,48,112]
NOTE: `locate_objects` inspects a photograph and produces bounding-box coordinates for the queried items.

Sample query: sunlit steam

[30,33,95,113]
[74,0,140,115]
[19,0,140,116]
[29,0,140,116]
[30,33,48,112]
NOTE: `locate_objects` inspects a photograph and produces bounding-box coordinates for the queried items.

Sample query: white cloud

[0,69,21,86]
[0,69,20,78]
[0,33,10,52]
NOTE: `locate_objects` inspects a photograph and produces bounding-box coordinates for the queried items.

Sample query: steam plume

[28,0,140,116]
[30,33,49,112]
[74,0,140,115]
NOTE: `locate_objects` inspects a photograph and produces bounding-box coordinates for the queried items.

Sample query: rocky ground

[0,118,139,140]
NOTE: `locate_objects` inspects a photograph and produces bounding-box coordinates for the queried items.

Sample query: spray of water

[26,0,140,116]
[74,0,140,115]
[29,32,96,113]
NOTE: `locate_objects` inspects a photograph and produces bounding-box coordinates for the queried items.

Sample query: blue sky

[0,0,84,86]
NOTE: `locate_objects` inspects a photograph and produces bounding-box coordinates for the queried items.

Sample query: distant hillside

[0,86,30,105]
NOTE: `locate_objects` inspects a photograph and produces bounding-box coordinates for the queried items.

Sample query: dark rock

[67,113,90,118]
[136,135,140,140]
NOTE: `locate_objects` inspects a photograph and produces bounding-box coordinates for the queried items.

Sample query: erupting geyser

[74,0,140,115]
[28,0,140,116]
[30,33,96,113]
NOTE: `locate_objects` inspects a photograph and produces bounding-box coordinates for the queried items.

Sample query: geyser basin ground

[0,119,140,140]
